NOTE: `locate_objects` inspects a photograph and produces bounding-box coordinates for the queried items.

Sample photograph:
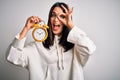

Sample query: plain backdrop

[0,0,120,80]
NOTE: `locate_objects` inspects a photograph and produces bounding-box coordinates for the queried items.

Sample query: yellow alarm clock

[32,21,49,42]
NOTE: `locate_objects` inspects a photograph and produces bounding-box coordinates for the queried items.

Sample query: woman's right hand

[19,16,41,39]
[25,16,41,31]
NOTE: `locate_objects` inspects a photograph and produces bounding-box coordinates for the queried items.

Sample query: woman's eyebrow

[52,11,57,14]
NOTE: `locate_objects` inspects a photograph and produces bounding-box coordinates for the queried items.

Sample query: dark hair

[43,2,74,51]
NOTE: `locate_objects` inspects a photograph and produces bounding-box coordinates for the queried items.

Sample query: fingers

[61,4,74,14]
[29,16,41,23]
[61,5,68,13]
[57,14,67,26]
[68,5,74,14]
[57,5,74,27]
[70,7,73,14]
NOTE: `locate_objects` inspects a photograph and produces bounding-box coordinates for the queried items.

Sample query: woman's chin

[53,31,61,36]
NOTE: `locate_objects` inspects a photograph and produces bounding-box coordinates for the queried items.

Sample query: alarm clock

[32,21,49,42]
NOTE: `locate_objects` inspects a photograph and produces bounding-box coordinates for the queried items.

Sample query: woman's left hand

[57,5,74,29]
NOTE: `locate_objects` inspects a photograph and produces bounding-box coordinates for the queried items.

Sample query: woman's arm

[19,16,41,39]
[7,16,41,67]
[7,34,28,67]
[67,26,96,66]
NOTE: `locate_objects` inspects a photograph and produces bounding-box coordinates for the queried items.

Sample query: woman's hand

[25,16,41,31]
[57,5,74,29]
[19,16,41,39]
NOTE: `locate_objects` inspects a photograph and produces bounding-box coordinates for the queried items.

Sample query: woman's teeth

[53,24,60,27]
[53,24,60,30]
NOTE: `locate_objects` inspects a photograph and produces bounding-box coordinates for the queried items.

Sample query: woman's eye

[51,13,56,17]
[60,15,65,19]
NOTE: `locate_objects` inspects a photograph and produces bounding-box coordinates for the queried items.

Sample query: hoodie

[7,26,96,80]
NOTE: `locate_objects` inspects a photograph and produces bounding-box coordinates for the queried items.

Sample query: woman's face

[50,7,64,36]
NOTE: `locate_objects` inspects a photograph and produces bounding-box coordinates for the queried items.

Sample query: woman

[7,2,96,80]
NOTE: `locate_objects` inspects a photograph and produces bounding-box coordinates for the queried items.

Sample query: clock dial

[34,28,46,40]
[32,22,49,42]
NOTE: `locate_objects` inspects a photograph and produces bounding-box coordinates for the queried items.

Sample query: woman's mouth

[52,24,60,31]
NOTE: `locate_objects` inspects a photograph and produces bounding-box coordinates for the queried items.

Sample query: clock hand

[37,32,44,35]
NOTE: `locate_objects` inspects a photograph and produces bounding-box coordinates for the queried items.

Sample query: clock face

[33,28,46,41]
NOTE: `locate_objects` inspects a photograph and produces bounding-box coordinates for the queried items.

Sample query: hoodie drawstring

[55,36,64,70]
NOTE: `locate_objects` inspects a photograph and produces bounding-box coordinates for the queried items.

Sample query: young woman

[7,2,96,80]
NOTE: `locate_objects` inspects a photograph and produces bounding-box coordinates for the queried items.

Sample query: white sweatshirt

[7,26,96,80]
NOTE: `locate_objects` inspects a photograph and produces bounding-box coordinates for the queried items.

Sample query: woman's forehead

[52,7,64,14]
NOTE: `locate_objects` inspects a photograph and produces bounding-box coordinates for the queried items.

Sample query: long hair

[43,2,74,51]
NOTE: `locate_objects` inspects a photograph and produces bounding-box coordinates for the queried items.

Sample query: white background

[0,0,120,80]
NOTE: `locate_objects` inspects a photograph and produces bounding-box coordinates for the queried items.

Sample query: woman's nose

[54,17,59,22]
